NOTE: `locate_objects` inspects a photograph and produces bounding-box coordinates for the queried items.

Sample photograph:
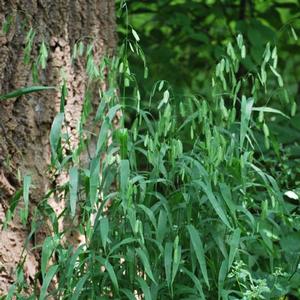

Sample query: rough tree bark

[0,0,116,294]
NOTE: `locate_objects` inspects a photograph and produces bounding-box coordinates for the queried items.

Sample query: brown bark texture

[0,0,116,294]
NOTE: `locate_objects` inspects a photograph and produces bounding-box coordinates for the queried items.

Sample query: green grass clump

[2,25,300,300]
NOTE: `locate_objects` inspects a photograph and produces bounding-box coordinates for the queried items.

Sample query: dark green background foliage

[117,0,300,94]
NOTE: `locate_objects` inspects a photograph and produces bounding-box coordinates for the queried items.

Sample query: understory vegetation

[2,1,300,300]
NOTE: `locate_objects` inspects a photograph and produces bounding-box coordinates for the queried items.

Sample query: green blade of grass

[6,284,16,300]
[219,183,236,218]
[136,248,157,284]
[41,235,59,278]
[109,237,137,256]
[181,267,205,300]
[156,209,167,243]
[66,245,84,282]
[96,117,110,156]
[104,260,119,293]
[69,167,79,217]
[39,264,59,300]
[71,273,89,300]
[228,228,241,271]
[199,181,231,229]
[136,276,152,300]
[100,217,109,250]
[96,256,119,293]
[252,106,289,118]
[49,112,64,161]
[120,289,137,300]
[89,156,100,207]
[171,236,181,284]
[187,225,210,288]
[120,159,130,204]
[0,86,55,101]
[138,204,157,229]
[164,242,173,288]
[218,260,228,300]
[22,175,31,222]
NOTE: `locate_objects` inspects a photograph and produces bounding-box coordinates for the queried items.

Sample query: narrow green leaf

[96,256,119,292]
[8,189,22,215]
[71,273,88,300]
[218,260,228,300]
[6,284,16,300]
[50,112,64,159]
[4,189,22,228]
[39,265,58,300]
[138,204,157,229]
[0,86,55,101]
[100,217,109,250]
[181,267,205,299]
[136,276,151,300]
[23,175,31,221]
[69,167,79,217]
[89,156,100,207]
[95,99,107,122]
[96,118,109,156]
[104,260,119,292]
[120,159,130,202]
[187,225,209,288]
[252,106,289,118]
[219,183,235,217]
[72,43,78,60]
[164,242,173,288]
[41,235,59,278]
[2,15,13,34]
[39,42,48,69]
[199,182,231,228]
[109,237,136,255]
[136,248,157,284]
[66,245,84,281]
[107,104,121,122]
[78,41,84,56]
[117,128,128,159]
[60,80,67,113]
[120,289,136,300]
[228,229,241,271]
[171,236,181,284]
[156,209,167,243]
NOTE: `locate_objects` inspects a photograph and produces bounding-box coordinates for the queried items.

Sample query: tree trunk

[0,0,116,294]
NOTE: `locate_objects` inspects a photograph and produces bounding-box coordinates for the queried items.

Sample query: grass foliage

[2,6,300,300]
